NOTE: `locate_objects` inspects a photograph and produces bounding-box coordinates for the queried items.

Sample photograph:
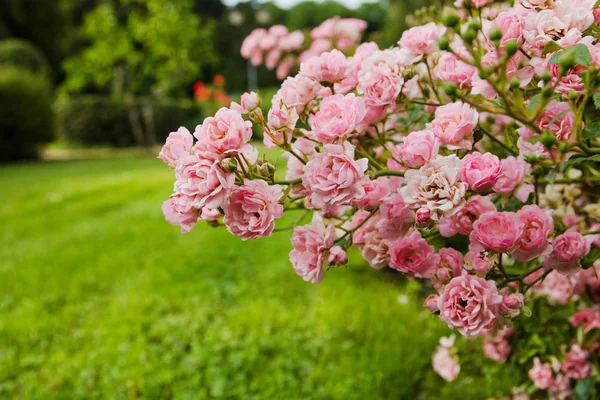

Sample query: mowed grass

[0,154,514,399]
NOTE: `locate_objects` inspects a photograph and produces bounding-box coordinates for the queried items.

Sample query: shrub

[56,96,201,147]
[0,67,54,161]
[0,39,49,74]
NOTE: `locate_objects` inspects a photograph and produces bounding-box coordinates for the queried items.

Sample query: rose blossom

[424,294,440,312]
[400,155,468,220]
[162,193,199,233]
[529,357,554,390]
[308,93,366,143]
[549,373,572,400]
[194,107,253,155]
[174,155,235,209]
[543,229,592,273]
[290,214,336,283]
[398,22,446,55]
[536,101,576,142]
[430,102,479,150]
[276,75,326,115]
[470,211,524,253]
[459,152,502,192]
[562,344,592,380]
[351,178,393,210]
[388,230,440,279]
[511,205,554,262]
[493,156,533,202]
[231,92,261,114]
[570,305,600,334]
[377,193,414,243]
[437,275,503,336]
[302,141,368,211]
[499,292,524,318]
[300,49,348,82]
[439,196,497,237]
[352,212,389,269]
[223,179,283,240]
[464,250,496,275]
[432,336,461,382]
[433,52,477,91]
[433,248,465,290]
[483,333,511,363]
[158,127,193,168]
[393,129,440,169]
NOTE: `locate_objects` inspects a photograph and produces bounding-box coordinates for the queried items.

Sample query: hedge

[0,39,49,75]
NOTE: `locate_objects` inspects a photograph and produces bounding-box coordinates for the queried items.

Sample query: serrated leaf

[542,41,562,55]
[583,121,600,138]
[593,93,600,110]
[581,247,600,269]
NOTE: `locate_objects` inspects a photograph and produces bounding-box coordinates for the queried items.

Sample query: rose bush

[160,0,600,397]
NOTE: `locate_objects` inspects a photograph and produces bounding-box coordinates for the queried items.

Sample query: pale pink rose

[570,305,600,333]
[483,334,511,363]
[241,28,267,65]
[377,193,414,243]
[268,24,288,37]
[388,230,440,279]
[223,179,283,240]
[432,338,461,382]
[352,211,389,269]
[536,270,581,304]
[284,138,317,193]
[529,357,555,390]
[512,205,554,262]
[289,214,336,283]
[302,141,368,211]
[464,250,495,275]
[535,101,576,142]
[174,155,235,209]
[393,129,440,169]
[415,207,432,227]
[265,49,281,70]
[562,344,592,380]
[335,42,379,94]
[544,229,592,273]
[358,66,403,107]
[308,94,366,143]
[351,178,393,210]
[433,52,477,90]
[523,10,569,52]
[276,75,325,115]
[300,49,348,83]
[517,134,549,159]
[162,193,199,233]
[279,30,304,51]
[493,156,533,202]
[424,294,440,312]
[438,275,503,336]
[327,246,347,266]
[400,155,468,220]
[459,152,502,192]
[499,292,524,318]
[430,102,479,150]
[492,11,525,48]
[276,56,295,80]
[470,211,524,253]
[433,248,465,289]
[439,196,496,237]
[398,22,446,55]
[267,101,298,131]
[549,373,572,400]
[231,92,260,114]
[194,107,253,156]
[158,127,193,168]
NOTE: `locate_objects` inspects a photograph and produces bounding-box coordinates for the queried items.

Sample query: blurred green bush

[0,39,49,74]
[56,96,202,147]
[0,66,54,161]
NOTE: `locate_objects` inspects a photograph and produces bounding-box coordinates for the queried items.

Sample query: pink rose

[430,101,479,150]
[158,127,193,168]
[352,212,389,269]
[279,30,304,51]
[400,155,468,220]
[415,207,432,227]
[289,214,336,283]
[302,141,368,211]
[439,248,464,278]
[351,178,393,210]
[459,152,502,192]
[439,196,497,237]
[543,229,592,273]
[194,107,253,156]
[493,156,533,202]
[570,305,600,334]
[562,344,592,380]
[464,250,495,275]
[535,101,576,142]
[393,129,440,169]
[174,155,235,209]
[231,92,261,114]
[398,22,446,55]
[433,52,477,91]
[300,49,348,82]
[470,211,524,253]
[308,93,366,143]
[438,275,503,336]
[388,230,440,279]
[432,337,461,382]
[536,270,582,305]
[223,179,283,240]
[491,11,525,48]
[424,294,440,312]
[162,193,199,233]
[549,373,572,400]
[529,357,554,390]
[276,75,326,115]
[512,205,554,262]
[377,193,414,243]
[483,334,511,363]
[499,292,524,318]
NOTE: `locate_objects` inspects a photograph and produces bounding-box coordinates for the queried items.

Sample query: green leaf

[334,238,349,247]
[593,93,600,110]
[581,247,600,269]
[583,121,600,139]
[528,94,541,112]
[572,43,592,67]
[542,41,562,55]
[473,128,484,144]
[573,377,592,400]
[559,154,600,172]
[553,215,568,234]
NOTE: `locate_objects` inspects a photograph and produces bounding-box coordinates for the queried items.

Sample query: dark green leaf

[553,215,568,234]
[473,128,484,144]
[593,93,600,110]
[335,238,349,247]
[559,154,600,172]
[583,121,600,139]
[528,94,541,112]
[573,377,592,400]
[542,41,562,55]
[581,247,600,269]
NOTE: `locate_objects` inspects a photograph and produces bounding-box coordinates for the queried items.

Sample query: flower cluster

[162,0,600,396]
[241,17,367,79]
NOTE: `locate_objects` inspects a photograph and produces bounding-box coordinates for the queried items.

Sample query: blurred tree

[379,0,436,47]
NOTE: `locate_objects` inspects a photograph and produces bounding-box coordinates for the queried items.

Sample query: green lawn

[0,154,514,399]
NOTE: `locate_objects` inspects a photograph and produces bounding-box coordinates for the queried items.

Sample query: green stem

[372,169,405,178]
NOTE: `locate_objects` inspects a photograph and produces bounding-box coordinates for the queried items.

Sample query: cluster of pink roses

[241,17,367,80]
[162,0,600,396]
